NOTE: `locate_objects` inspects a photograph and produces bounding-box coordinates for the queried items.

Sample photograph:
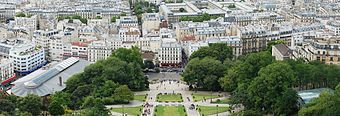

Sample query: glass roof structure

[11,57,91,97]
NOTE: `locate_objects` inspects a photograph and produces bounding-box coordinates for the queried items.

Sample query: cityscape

[0,0,339,116]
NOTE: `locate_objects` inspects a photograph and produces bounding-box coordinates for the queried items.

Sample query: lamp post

[122,103,125,116]
[210,90,213,103]
[216,105,219,116]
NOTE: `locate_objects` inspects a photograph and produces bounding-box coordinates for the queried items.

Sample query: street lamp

[216,105,219,116]
[210,90,213,103]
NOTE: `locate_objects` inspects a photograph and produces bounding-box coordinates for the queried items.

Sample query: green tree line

[57,15,88,24]
[179,13,220,22]
[183,42,340,115]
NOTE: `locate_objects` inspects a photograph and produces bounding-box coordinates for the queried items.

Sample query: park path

[107,72,238,116]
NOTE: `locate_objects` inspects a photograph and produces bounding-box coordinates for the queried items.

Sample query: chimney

[59,76,62,86]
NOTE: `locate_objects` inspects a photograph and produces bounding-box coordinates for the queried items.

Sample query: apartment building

[326,20,340,36]
[87,41,113,62]
[158,42,182,67]
[63,42,88,60]
[117,16,139,29]
[239,24,268,54]
[119,28,141,42]
[142,13,160,34]
[9,44,46,75]
[0,58,15,90]
[14,15,38,31]
[293,37,340,64]
[224,12,285,26]
[185,36,242,58]
[175,21,227,41]
[48,35,65,61]
[0,4,15,21]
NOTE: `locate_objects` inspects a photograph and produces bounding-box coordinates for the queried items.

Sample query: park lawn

[154,106,186,116]
[211,98,231,104]
[192,93,219,102]
[157,93,183,102]
[198,106,230,116]
[110,106,143,116]
[134,94,147,101]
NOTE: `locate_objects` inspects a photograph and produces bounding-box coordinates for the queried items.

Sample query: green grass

[192,93,219,102]
[134,94,147,101]
[211,98,230,104]
[198,106,230,116]
[154,105,186,116]
[110,106,143,116]
[157,93,183,102]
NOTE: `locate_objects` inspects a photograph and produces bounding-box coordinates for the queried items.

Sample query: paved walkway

[107,72,238,116]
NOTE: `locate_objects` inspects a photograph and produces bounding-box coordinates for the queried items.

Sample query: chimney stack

[59,76,62,86]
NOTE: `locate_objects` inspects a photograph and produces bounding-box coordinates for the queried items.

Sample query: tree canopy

[220,51,274,92]
[246,62,298,115]
[16,12,26,17]
[60,48,146,110]
[48,101,65,115]
[113,85,134,102]
[182,57,226,91]
[57,15,88,24]
[179,13,220,22]
[18,94,42,116]
[190,43,233,62]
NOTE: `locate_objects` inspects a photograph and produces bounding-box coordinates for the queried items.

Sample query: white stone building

[326,21,340,36]
[87,41,113,62]
[158,42,182,67]
[142,13,160,34]
[14,15,38,31]
[63,42,88,61]
[9,44,46,75]
[119,28,141,42]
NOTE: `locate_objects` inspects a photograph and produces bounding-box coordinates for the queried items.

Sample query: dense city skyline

[0,0,339,116]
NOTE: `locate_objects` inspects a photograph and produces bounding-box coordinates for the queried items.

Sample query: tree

[81,96,96,109]
[93,80,119,98]
[112,47,143,66]
[82,97,110,116]
[16,12,26,17]
[266,40,285,52]
[146,7,153,13]
[71,85,93,101]
[190,43,233,62]
[18,94,42,116]
[72,15,82,19]
[0,99,15,114]
[182,57,226,91]
[95,16,102,19]
[48,101,65,115]
[111,16,117,23]
[83,107,110,116]
[113,85,134,102]
[79,18,88,24]
[50,92,72,108]
[143,60,155,69]
[179,8,185,12]
[220,51,273,92]
[246,62,298,115]
[120,12,127,16]
[228,4,236,9]
[57,16,64,21]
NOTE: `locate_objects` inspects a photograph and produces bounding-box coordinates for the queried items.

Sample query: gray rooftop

[11,57,91,97]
